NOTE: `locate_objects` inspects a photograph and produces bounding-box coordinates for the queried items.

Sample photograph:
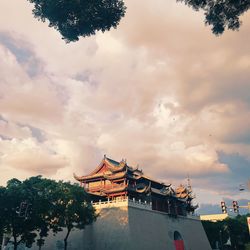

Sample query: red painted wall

[174,240,184,250]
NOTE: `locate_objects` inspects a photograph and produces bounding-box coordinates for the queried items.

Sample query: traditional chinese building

[74,156,198,217]
[35,156,211,250]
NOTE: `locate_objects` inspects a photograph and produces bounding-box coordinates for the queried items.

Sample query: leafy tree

[226,215,250,249]
[22,176,59,250]
[202,220,228,249]
[202,214,250,250]
[27,0,126,42]
[0,177,96,250]
[0,186,6,247]
[26,0,250,42]
[2,178,38,250]
[51,181,97,250]
[1,177,58,249]
[177,0,250,35]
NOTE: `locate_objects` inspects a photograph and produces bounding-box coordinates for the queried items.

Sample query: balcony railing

[92,198,129,209]
[91,198,200,220]
[92,197,152,211]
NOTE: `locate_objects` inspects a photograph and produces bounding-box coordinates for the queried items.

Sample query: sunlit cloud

[0,0,249,205]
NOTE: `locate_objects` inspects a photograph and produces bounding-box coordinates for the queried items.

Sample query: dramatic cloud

[0,0,249,205]
[0,137,67,175]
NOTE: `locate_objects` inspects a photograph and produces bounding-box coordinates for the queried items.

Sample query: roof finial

[104,154,106,159]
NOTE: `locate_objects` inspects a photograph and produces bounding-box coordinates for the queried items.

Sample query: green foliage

[27,0,126,42]
[50,181,96,250]
[22,176,59,250]
[26,0,250,42]
[0,186,6,243]
[245,243,250,250]
[202,214,250,250]
[226,215,250,249]
[177,0,250,35]
[0,176,96,250]
[2,178,39,250]
[202,220,228,249]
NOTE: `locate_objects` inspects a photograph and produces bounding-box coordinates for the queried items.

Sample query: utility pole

[219,230,223,250]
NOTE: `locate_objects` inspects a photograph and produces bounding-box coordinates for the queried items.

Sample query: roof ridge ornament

[119,160,126,168]
[121,158,126,163]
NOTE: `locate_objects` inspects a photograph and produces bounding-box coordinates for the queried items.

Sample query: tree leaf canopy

[27,0,126,42]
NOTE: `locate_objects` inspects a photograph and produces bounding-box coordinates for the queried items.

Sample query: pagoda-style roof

[175,184,194,200]
[74,156,196,206]
[73,157,129,181]
[151,187,175,196]
[103,171,127,180]
[128,182,151,194]
[103,185,128,194]
[74,156,198,215]
[73,172,104,181]
[73,156,170,187]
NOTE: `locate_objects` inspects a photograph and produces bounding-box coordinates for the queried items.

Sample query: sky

[0,0,250,206]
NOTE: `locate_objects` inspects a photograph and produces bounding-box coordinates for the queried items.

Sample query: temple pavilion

[74,156,198,216]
